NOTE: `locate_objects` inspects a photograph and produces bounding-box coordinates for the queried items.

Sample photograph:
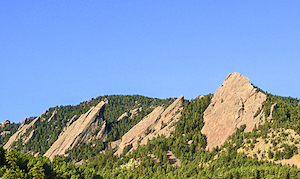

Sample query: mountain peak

[201,72,267,150]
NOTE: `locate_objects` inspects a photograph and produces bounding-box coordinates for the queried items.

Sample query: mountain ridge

[1,72,300,178]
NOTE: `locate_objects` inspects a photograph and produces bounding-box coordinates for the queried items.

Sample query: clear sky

[1,1,300,123]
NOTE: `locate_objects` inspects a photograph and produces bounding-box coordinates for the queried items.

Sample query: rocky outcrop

[117,112,128,121]
[44,101,107,160]
[201,72,267,151]
[66,115,77,127]
[4,117,40,149]
[114,95,184,156]
[117,108,142,121]
[95,121,107,141]
[109,139,121,149]
[23,130,35,144]
[48,110,57,122]
[267,103,277,121]
[0,119,10,128]
[0,131,10,136]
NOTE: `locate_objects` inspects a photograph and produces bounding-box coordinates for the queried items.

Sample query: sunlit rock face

[44,101,107,160]
[201,72,266,151]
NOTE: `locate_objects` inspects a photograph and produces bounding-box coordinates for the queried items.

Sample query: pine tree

[29,160,45,179]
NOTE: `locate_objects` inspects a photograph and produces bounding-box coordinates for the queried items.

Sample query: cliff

[44,101,107,160]
[201,72,267,150]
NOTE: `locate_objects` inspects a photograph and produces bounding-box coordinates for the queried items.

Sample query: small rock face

[44,101,106,160]
[117,112,128,121]
[23,130,35,144]
[48,110,57,122]
[0,119,10,128]
[201,72,267,151]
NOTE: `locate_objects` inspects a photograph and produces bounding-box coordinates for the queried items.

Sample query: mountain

[1,72,300,178]
[201,72,267,150]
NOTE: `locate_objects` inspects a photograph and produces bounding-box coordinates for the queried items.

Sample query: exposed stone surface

[114,106,164,156]
[34,152,40,157]
[96,121,107,142]
[108,139,121,149]
[44,101,107,160]
[131,107,142,117]
[166,151,181,167]
[48,110,58,122]
[0,119,10,128]
[139,104,183,146]
[4,117,40,149]
[117,112,128,121]
[114,95,184,156]
[0,131,10,135]
[267,103,277,121]
[117,108,142,122]
[23,130,35,144]
[201,72,267,151]
[197,95,205,100]
[67,115,77,127]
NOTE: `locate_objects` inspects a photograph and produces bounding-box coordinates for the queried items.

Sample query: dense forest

[1,92,300,178]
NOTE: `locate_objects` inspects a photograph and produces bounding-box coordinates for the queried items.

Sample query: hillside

[1,72,300,178]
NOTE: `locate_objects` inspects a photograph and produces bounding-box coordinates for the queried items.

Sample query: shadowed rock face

[44,101,106,160]
[201,72,267,151]
[114,95,184,156]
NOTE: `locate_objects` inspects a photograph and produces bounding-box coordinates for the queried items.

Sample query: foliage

[0,145,99,179]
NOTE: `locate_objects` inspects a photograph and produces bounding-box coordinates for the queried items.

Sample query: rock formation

[201,72,267,151]
[117,108,142,122]
[117,112,128,121]
[114,95,184,156]
[0,119,10,128]
[4,116,40,149]
[44,101,107,160]
[0,131,10,136]
[23,130,35,144]
[47,109,57,122]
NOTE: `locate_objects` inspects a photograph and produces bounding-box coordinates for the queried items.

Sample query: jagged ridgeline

[4,95,176,155]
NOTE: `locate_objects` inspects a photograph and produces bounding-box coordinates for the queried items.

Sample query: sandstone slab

[201,72,267,150]
[44,101,106,160]
[114,95,184,156]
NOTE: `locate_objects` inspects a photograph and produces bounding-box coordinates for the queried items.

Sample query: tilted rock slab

[201,72,267,151]
[44,101,106,160]
[4,116,40,149]
[139,96,184,145]
[114,95,184,156]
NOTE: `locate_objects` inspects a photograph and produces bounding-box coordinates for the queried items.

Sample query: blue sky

[1,1,300,123]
